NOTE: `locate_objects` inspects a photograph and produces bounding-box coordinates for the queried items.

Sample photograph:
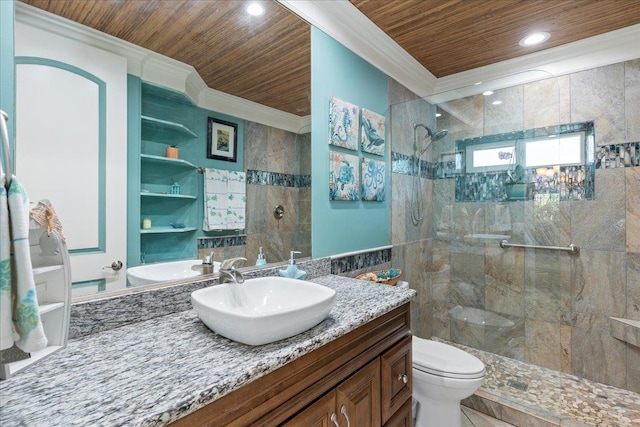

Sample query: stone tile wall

[389,59,640,393]
[199,122,311,265]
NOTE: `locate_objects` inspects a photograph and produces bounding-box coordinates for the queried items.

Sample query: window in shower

[454,121,595,202]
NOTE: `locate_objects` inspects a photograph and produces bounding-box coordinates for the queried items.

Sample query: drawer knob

[397,373,408,384]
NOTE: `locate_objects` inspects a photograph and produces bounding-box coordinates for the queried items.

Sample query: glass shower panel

[389,72,585,374]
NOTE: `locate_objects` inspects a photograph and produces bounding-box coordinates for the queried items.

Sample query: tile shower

[389,58,640,396]
[197,122,311,265]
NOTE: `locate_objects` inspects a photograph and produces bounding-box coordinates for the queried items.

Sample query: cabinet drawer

[383,397,413,427]
[381,335,412,424]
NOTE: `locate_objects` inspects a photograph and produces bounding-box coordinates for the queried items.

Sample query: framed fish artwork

[361,157,385,201]
[361,108,385,156]
[329,96,359,151]
[329,151,360,201]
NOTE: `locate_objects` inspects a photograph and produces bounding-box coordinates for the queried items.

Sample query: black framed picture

[207,117,238,162]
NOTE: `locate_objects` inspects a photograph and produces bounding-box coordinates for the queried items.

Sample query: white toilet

[412,336,485,427]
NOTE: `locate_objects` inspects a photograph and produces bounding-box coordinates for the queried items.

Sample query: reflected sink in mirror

[127,259,220,287]
[191,277,336,345]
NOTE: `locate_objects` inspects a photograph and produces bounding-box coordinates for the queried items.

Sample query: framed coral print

[329,96,359,151]
[361,157,385,201]
[361,108,385,156]
[207,117,238,162]
[329,151,360,201]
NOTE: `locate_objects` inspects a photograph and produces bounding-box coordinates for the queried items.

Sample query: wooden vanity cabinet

[381,335,412,424]
[284,359,381,427]
[169,303,412,427]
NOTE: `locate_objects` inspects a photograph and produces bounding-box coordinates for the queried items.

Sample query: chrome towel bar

[0,110,12,188]
[499,240,580,255]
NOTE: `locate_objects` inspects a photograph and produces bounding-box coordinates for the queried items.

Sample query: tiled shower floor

[434,339,640,426]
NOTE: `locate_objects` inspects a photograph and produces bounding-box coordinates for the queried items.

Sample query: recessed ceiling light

[492,100,503,105]
[246,2,264,16]
[435,113,442,118]
[482,90,494,96]
[519,32,550,47]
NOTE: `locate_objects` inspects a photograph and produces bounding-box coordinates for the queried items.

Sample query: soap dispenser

[255,247,267,266]
[279,250,306,279]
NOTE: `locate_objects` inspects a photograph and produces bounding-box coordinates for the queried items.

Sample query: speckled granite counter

[0,275,415,427]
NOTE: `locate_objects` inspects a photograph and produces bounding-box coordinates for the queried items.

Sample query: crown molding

[14,2,309,134]
[278,0,437,97]
[430,23,640,102]
[280,0,640,103]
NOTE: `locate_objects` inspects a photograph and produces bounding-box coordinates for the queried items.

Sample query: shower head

[431,129,448,142]
[413,124,448,155]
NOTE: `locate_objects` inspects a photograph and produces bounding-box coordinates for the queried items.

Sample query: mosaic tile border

[331,247,392,275]
[596,142,640,169]
[454,164,595,202]
[246,169,311,188]
[197,234,247,250]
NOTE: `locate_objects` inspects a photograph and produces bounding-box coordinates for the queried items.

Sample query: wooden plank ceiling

[350,0,640,78]
[20,0,311,116]
[20,1,640,115]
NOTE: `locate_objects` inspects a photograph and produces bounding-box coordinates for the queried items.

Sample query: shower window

[466,142,516,172]
[454,121,595,202]
[524,132,584,168]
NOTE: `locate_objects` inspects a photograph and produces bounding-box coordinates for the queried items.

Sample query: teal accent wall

[127,78,246,266]
[0,1,15,168]
[16,57,107,254]
[310,27,390,258]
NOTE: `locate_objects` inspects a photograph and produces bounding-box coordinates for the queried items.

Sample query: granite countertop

[0,275,415,427]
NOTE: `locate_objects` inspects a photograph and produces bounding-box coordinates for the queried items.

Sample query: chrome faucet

[200,252,216,275]
[219,257,247,284]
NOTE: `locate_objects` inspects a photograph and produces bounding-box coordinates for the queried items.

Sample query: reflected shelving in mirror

[141,115,198,143]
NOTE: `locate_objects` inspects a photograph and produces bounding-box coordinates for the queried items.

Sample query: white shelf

[1,226,71,380]
[140,192,196,200]
[140,226,197,234]
[39,302,65,316]
[32,265,64,276]
[1,346,63,378]
[140,154,197,169]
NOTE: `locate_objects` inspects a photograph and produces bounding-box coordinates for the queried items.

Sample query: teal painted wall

[126,78,245,266]
[310,27,390,258]
[0,1,15,168]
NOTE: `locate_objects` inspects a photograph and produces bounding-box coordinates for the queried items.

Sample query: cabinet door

[336,358,381,427]
[381,336,412,424]
[383,398,413,427]
[283,391,337,427]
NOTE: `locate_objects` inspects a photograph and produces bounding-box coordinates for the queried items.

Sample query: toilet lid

[412,337,485,379]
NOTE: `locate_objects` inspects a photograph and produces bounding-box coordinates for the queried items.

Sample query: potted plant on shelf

[165,144,179,159]
[505,163,529,200]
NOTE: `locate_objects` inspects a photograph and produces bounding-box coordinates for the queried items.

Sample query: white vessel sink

[191,277,336,345]
[127,259,219,287]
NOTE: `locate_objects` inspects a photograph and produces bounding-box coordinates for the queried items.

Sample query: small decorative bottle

[170,181,181,195]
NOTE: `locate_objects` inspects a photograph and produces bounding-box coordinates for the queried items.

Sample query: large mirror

[12,0,312,298]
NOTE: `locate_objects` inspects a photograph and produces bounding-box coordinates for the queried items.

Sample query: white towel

[203,168,246,231]
[0,175,48,353]
[226,171,246,230]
